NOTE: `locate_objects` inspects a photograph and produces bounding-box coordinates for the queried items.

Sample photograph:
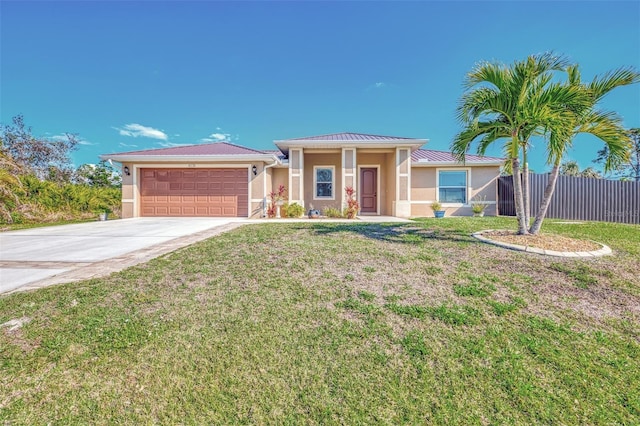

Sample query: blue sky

[2,1,639,173]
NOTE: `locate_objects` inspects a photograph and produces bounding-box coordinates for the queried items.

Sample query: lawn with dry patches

[1,217,639,424]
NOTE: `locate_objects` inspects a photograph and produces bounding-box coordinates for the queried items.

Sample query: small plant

[344,186,360,219]
[285,202,305,218]
[471,195,488,216]
[267,184,286,218]
[430,201,445,218]
[323,206,343,218]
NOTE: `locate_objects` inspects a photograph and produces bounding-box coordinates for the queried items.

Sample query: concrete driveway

[0,218,245,294]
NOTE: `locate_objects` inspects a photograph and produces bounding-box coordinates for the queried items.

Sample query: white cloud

[119,142,138,148]
[209,132,230,141]
[115,123,168,140]
[199,128,234,143]
[49,134,96,146]
[375,82,385,88]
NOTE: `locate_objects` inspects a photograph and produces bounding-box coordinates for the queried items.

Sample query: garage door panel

[140,168,248,217]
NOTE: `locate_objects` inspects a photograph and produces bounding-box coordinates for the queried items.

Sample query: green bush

[323,206,344,218]
[285,202,305,218]
[1,174,121,224]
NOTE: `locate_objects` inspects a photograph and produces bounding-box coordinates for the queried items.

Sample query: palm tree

[559,160,581,176]
[528,66,639,234]
[452,53,585,234]
[595,128,640,181]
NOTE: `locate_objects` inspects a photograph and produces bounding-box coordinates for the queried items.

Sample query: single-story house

[100,132,502,219]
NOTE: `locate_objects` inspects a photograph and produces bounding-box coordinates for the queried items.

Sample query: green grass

[1,217,639,424]
[0,217,101,232]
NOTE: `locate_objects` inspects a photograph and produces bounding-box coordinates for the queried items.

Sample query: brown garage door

[140,168,248,217]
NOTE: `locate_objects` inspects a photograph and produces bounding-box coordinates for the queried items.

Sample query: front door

[360,168,377,214]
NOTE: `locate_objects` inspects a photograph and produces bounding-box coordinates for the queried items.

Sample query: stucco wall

[121,162,134,218]
[303,152,342,212]
[410,165,500,217]
[271,167,288,197]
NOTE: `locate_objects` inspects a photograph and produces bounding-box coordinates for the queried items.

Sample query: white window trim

[313,165,335,200]
[436,167,471,206]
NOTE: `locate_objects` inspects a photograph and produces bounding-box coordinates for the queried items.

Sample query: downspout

[262,155,280,217]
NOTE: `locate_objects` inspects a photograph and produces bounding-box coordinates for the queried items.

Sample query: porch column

[341,147,356,209]
[289,148,304,205]
[394,147,411,217]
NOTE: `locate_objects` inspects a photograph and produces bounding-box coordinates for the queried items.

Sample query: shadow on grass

[302,222,478,245]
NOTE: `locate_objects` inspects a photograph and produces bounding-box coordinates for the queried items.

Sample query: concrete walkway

[1,215,412,295]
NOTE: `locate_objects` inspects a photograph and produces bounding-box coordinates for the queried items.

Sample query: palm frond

[465,61,510,90]
[589,67,640,100]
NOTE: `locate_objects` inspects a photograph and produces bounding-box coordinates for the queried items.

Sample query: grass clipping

[482,230,601,252]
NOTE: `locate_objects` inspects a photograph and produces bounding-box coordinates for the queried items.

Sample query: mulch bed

[481,230,601,252]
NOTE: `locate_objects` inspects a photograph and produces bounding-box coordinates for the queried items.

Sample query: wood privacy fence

[497,174,640,224]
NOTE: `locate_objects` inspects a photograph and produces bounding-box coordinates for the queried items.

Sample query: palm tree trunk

[529,161,560,234]
[511,157,529,235]
[522,154,530,228]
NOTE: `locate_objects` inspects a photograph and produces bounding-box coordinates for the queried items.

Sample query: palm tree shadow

[302,222,478,245]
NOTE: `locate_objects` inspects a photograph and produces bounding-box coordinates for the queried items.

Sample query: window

[438,170,467,203]
[314,166,334,199]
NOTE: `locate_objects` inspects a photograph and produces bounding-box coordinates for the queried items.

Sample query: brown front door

[360,168,377,214]
[140,168,248,217]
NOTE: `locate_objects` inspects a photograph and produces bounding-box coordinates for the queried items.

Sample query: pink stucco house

[100,132,502,218]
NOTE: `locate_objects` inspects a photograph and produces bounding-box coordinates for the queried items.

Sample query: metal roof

[279,132,424,142]
[102,142,268,157]
[100,139,503,165]
[412,149,503,164]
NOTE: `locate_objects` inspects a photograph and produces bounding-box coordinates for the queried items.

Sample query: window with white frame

[314,166,334,199]
[438,170,467,203]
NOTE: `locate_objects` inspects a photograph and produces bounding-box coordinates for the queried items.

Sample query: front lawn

[1,217,638,424]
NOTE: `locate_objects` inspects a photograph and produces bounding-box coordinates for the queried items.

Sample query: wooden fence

[497,174,640,224]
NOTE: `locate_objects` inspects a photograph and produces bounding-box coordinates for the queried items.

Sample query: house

[100,132,502,218]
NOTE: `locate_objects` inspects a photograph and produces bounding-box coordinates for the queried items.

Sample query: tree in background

[559,160,602,178]
[594,128,640,181]
[0,114,79,180]
[0,152,25,222]
[0,115,121,224]
[529,65,638,234]
[75,161,122,187]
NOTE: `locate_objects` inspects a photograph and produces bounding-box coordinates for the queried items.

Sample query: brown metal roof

[103,142,268,157]
[412,149,503,163]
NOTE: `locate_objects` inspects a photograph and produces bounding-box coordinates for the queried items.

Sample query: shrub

[323,206,343,218]
[285,202,305,218]
[430,201,442,211]
[471,195,488,214]
[344,186,360,219]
